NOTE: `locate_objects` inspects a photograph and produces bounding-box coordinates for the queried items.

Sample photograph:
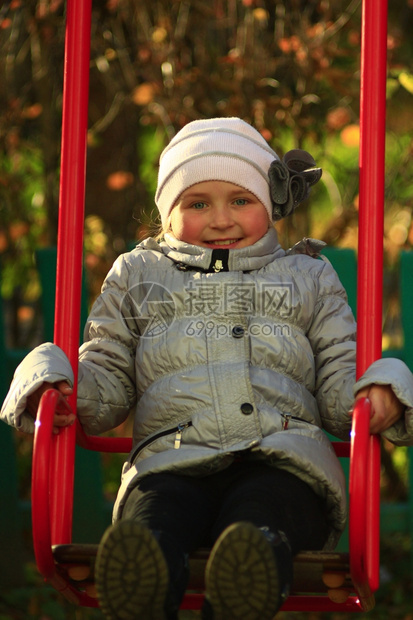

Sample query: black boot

[259,525,293,606]
[95,520,170,620]
[152,529,190,620]
[203,521,293,620]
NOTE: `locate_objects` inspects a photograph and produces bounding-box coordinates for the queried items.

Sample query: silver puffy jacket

[2,227,413,548]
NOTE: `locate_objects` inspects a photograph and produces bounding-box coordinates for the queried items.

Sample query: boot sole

[205,522,280,620]
[95,520,169,620]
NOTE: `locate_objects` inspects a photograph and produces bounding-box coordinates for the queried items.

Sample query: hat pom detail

[269,149,322,221]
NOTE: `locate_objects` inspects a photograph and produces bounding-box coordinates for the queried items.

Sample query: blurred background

[0,0,412,618]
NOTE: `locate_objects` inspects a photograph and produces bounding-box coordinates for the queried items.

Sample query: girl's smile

[170,180,270,249]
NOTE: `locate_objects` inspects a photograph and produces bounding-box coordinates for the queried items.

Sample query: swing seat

[50,545,355,612]
[31,388,380,613]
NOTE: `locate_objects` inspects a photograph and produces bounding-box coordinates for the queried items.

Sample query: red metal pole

[352,0,388,597]
[50,0,92,544]
[357,0,387,375]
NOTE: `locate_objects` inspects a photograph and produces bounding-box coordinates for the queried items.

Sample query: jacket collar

[152,227,285,272]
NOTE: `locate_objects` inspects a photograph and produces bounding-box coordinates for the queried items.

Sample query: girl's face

[170,181,270,249]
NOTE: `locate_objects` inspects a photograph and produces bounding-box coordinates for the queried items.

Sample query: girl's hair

[136,211,171,244]
[153,214,172,243]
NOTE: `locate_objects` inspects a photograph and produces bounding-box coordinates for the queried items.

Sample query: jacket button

[232,325,245,338]
[240,402,254,415]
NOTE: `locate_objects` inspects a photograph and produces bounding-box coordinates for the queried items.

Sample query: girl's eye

[191,201,207,210]
[233,198,248,206]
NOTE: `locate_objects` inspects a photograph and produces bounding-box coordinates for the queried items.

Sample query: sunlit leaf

[399,71,413,94]
[386,77,400,98]
[132,83,157,106]
[340,124,360,148]
[106,171,134,191]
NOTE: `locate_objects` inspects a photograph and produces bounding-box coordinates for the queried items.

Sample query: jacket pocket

[129,419,193,462]
[281,413,308,430]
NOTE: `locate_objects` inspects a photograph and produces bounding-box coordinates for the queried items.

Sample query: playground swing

[31,0,388,614]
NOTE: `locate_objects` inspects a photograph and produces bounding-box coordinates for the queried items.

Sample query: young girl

[2,118,413,620]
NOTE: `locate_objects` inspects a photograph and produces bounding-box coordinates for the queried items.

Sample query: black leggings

[122,459,329,556]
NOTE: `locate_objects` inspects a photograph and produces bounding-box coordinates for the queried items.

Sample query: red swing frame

[31,0,387,612]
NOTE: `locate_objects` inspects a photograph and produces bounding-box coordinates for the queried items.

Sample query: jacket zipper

[174,422,192,449]
[130,420,193,462]
[281,413,304,430]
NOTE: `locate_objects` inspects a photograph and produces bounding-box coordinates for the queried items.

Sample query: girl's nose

[211,205,234,228]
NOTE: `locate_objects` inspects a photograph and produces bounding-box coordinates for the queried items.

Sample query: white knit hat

[155,117,279,226]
